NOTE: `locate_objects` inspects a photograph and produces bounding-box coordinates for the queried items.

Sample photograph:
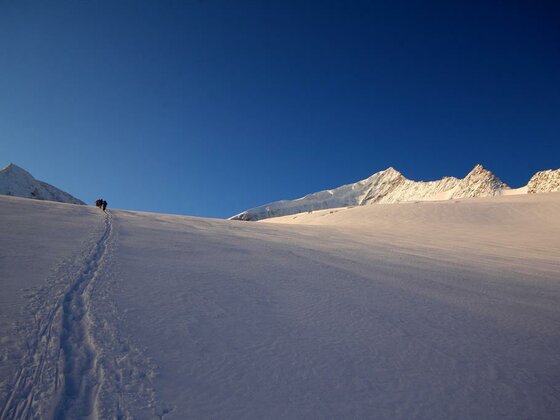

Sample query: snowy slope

[0,163,84,205]
[1,193,560,419]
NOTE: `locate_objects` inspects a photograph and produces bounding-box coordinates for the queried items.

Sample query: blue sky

[1,1,559,218]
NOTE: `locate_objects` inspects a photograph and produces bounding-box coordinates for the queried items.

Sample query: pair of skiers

[95,199,108,211]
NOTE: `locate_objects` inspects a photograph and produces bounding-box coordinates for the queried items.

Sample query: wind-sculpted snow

[0,163,84,205]
[1,192,560,419]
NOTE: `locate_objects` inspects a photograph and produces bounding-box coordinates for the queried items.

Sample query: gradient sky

[1,0,559,218]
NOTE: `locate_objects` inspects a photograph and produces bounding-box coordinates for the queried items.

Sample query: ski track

[1,212,113,420]
[54,212,112,419]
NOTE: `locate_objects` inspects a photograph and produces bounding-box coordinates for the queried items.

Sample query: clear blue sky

[1,0,559,218]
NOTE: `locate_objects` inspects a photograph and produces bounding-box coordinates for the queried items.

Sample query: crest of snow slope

[2,193,560,419]
[527,168,560,194]
[231,164,510,221]
[0,163,84,204]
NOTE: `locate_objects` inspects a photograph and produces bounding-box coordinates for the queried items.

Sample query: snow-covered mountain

[444,164,510,199]
[231,164,512,221]
[358,168,459,204]
[527,169,560,194]
[0,163,84,205]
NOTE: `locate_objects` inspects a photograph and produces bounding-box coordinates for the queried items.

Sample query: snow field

[1,192,560,419]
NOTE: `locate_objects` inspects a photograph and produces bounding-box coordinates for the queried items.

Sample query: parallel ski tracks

[1,212,113,420]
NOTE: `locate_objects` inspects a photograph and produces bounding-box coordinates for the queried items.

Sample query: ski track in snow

[54,212,112,419]
[1,212,112,420]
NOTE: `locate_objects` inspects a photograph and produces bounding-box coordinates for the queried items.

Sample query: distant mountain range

[0,163,84,205]
[3,162,558,217]
[231,164,560,221]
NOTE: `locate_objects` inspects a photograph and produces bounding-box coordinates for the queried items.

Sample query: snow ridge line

[54,211,113,419]
[0,212,112,420]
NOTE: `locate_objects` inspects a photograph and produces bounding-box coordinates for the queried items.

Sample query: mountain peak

[2,163,30,175]
[0,163,84,205]
[369,166,404,182]
[466,163,491,177]
[381,166,403,177]
[463,164,506,184]
[448,164,509,199]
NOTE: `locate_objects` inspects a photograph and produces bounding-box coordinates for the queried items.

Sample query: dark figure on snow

[102,200,107,211]
[95,199,102,208]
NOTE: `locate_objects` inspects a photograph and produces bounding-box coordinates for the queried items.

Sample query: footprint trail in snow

[1,212,112,419]
[54,212,112,419]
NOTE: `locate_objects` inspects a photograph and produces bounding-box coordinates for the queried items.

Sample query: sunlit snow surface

[1,193,560,419]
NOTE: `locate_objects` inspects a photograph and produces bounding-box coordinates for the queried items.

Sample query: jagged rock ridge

[527,169,560,194]
[0,163,85,204]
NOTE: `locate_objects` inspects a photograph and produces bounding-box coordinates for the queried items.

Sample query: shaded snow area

[2,193,560,419]
[0,164,84,205]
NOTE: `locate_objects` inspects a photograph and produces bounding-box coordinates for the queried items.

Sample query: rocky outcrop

[362,175,461,204]
[527,169,560,194]
[447,164,509,199]
[358,167,407,204]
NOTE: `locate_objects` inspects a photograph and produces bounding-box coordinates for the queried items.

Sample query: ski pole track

[0,212,113,420]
